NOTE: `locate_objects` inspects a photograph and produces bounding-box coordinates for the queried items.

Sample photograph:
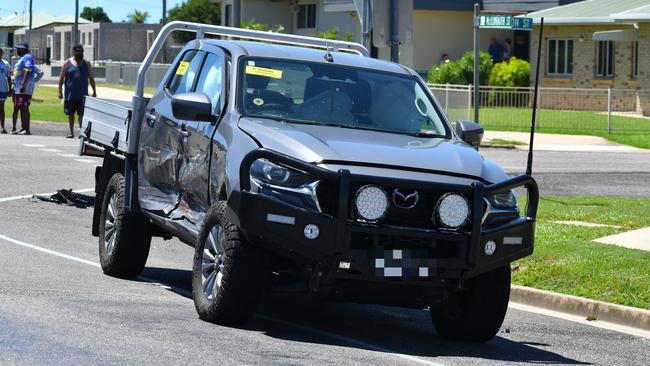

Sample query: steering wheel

[259,102,290,112]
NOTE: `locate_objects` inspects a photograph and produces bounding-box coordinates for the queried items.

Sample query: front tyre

[98,173,152,278]
[430,265,511,342]
[192,201,265,326]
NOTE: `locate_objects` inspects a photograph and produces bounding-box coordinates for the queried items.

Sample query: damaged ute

[80,22,538,342]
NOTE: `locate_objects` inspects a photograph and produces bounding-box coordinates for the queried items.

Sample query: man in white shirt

[0,48,12,134]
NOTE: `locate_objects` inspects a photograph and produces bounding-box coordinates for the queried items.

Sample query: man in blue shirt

[488,37,505,63]
[12,42,35,135]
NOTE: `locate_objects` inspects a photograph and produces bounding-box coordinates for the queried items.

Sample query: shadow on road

[138,266,590,365]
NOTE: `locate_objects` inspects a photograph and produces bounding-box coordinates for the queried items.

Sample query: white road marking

[57,153,79,158]
[0,188,95,203]
[23,144,46,147]
[74,159,97,164]
[0,231,446,366]
[39,148,62,153]
[0,234,100,268]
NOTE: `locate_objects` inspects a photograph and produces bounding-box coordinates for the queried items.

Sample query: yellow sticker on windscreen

[176,61,190,75]
[245,65,283,79]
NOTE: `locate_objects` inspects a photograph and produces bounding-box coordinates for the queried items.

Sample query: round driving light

[355,185,389,222]
[484,240,497,256]
[304,224,320,240]
[435,193,471,229]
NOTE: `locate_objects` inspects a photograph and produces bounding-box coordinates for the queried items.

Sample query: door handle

[145,111,157,127]
[177,124,190,137]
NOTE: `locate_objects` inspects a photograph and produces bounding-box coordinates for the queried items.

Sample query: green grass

[447,107,650,149]
[28,86,68,122]
[512,196,650,310]
[22,84,155,124]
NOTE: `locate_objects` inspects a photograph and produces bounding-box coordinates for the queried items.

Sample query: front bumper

[228,149,538,287]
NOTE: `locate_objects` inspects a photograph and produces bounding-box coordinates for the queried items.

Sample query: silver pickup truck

[80,21,538,342]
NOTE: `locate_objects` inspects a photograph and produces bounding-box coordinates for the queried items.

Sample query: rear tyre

[430,265,511,342]
[192,201,265,326]
[98,173,152,278]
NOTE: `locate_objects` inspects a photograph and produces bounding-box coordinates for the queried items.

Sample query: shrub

[428,51,493,85]
[488,57,530,87]
[312,26,353,42]
[240,18,284,33]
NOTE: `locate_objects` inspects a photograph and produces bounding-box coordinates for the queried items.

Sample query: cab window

[167,50,205,95]
[194,52,225,115]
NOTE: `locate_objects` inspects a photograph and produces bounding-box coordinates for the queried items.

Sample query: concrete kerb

[510,285,650,332]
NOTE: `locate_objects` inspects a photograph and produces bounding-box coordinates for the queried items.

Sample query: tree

[127,9,150,24]
[80,6,112,23]
[168,0,221,43]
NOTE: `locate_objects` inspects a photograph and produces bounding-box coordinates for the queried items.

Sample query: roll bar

[127,21,369,154]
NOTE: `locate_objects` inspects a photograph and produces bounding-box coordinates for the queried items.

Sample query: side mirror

[456,120,484,150]
[171,92,215,122]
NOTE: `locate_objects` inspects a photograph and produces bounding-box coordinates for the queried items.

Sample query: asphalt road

[1,132,649,365]
[481,148,650,197]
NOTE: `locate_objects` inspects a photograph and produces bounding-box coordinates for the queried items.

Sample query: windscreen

[239,57,449,137]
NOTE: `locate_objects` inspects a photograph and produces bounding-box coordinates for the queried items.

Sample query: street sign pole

[473,3,480,123]
[526,17,544,176]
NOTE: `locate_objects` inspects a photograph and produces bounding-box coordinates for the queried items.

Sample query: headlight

[355,185,389,222]
[435,193,471,229]
[250,159,313,188]
[487,190,517,209]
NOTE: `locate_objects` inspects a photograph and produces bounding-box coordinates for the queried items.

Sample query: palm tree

[127,9,149,23]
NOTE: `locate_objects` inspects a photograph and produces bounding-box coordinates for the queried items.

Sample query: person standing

[11,42,35,135]
[58,44,96,138]
[488,37,505,63]
[0,48,11,134]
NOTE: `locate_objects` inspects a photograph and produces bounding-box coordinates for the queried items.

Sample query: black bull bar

[231,148,539,281]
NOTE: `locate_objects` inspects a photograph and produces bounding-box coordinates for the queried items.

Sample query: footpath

[484,130,646,152]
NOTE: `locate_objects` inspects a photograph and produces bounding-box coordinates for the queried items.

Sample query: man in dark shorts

[11,42,36,135]
[58,44,97,138]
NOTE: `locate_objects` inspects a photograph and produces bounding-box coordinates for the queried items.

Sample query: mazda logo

[391,189,419,209]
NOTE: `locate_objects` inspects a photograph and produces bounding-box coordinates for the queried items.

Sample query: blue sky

[0,0,185,23]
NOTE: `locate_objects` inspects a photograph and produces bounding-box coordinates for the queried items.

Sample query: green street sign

[478,15,533,31]
[512,17,533,30]
[480,15,512,28]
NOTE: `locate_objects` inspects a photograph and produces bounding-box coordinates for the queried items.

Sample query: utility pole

[72,0,79,49]
[162,0,167,23]
[389,0,399,62]
[29,0,33,29]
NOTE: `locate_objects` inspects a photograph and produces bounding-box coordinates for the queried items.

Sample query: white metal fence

[429,84,650,133]
[105,62,171,89]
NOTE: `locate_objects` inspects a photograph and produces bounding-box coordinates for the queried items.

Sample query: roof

[483,1,584,12]
[525,0,650,25]
[209,40,411,75]
[0,11,89,29]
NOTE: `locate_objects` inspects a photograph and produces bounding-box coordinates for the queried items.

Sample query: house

[0,11,88,62]
[16,23,181,65]
[214,0,584,73]
[526,0,650,114]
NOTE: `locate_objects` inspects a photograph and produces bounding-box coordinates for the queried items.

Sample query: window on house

[596,41,614,78]
[632,41,639,78]
[82,32,85,45]
[297,3,316,29]
[547,39,573,76]
[225,4,232,27]
[88,32,92,46]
